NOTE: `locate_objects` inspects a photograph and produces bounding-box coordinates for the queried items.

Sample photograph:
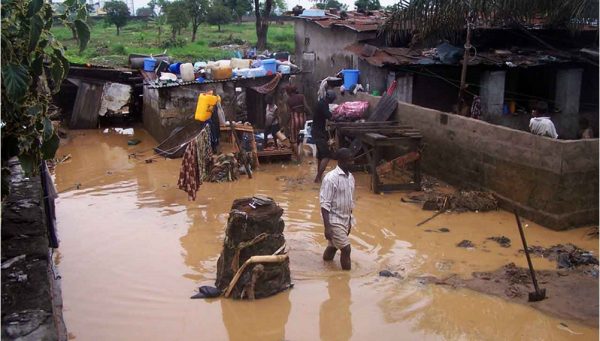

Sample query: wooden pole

[457,6,474,114]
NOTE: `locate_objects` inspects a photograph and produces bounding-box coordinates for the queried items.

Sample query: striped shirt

[320,166,355,226]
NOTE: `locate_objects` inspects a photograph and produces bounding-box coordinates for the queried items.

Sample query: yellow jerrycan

[195,93,220,121]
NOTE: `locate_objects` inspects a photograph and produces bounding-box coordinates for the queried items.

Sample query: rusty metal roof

[294,11,386,33]
[346,43,582,68]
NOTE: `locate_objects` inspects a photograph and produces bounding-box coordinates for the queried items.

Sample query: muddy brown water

[53,128,598,340]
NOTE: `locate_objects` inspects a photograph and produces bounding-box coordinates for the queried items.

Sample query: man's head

[336,148,354,173]
[325,90,337,104]
[532,101,548,117]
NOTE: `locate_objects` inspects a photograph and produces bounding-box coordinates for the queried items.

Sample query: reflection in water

[53,128,599,341]
[320,274,352,341]
[221,291,291,341]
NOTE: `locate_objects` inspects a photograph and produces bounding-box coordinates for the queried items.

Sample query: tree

[165,0,190,39]
[185,0,209,42]
[354,0,379,11]
[254,0,273,50]
[1,0,90,197]
[381,0,599,46]
[315,0,348,10]
[136,6,154,17]
[207,3,233,32]
[104,0,130,35]
[224,0,252,23]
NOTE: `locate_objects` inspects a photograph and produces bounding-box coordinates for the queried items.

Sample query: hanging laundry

[178,141,200,201]
[471,96,482,119]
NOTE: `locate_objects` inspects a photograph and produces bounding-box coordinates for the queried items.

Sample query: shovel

[514,211,546,302]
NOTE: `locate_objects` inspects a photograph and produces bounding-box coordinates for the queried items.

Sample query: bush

[112,44,127,54]
[159,37,187,49]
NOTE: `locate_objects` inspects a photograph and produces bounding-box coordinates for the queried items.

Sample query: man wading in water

[320,148,355,270]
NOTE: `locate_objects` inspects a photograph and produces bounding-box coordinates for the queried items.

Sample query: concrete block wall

[354,94,598,230]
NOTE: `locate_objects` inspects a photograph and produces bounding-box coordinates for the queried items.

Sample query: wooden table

[332,121,423,194]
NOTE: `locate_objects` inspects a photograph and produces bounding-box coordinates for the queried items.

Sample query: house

[293,11,599,139]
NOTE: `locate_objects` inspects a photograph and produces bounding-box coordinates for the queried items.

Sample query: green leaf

[31,54,44,76]
[49,55,65,93]
[2,64,31,101]
[64,0,76,7]
[42,117,54,141]
[28,14,43,52]
[74,19,90,52]
[41,133,59,160]
[27,0,43,16]
[26,104,43,118]
[43,6,54,30]
[18,154,37,175]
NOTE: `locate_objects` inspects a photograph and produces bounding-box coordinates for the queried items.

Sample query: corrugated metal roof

[346,43,580,68]
[294,11,386,33]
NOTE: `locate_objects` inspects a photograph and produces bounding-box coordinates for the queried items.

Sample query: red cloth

[178,142,200,200]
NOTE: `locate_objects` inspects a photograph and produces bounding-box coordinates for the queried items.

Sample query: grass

[52,19,295,67]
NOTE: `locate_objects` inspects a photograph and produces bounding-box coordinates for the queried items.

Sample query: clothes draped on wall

[178,125,213,201]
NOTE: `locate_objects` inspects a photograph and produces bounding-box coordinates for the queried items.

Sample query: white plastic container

[231,58,251,69]
[180,63,195,82]
[278,64,291,74]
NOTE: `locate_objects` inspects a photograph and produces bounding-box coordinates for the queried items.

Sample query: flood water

[53,127,598,340]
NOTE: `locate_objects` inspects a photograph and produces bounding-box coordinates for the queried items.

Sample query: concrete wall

[294,20,376,108]
[355,94,598,230]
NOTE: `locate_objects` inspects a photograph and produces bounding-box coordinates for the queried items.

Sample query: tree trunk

[172,28,176,40]
[117,26,120,36]
[218,24,221,32]
[158,26,162,44]
[192,24,198,42]
[254,0,272,50]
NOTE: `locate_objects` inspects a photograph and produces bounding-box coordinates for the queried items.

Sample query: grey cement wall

[294,20,376,108]
[2,160,67,340]
[353,93,598,230]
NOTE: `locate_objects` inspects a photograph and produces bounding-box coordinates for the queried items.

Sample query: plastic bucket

[143,58,157,71]
[262,59,277,75]
[195,93,220,121]
[342,69,360,89]
[169,62,182,74]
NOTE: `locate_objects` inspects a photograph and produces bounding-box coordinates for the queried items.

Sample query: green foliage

[159,37,188,48]
[165,0,191,36]
[136,6,154,16]
[207,3,233,31]
[382,0,599,45]
[112,43,127,54]
[354,0,380,11]
[1,0,89,188]
[223,0,252,21]
[185,0,209,41]
[104,0,130,35]
[315,0,348,10]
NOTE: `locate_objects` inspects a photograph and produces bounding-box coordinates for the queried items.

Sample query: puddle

[54,127,599,340]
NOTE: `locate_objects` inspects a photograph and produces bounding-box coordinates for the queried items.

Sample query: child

[265,94,280,148]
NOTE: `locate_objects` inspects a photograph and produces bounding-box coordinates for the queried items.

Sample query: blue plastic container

[342,69,360,89]
[143,58,157,71]
[262,59,277,75]
[169,62,182,74]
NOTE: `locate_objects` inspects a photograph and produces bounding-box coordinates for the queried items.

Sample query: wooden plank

[257,149,293,157]
[70,81,103,129]
[376,151,420,178]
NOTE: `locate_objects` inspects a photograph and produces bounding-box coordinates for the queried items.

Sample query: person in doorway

[320,148,355,271]
[285,85,311,161]
[313,90,337,183]
[578,118,594,139]
[264,94,280,148]
[529,101,558,139]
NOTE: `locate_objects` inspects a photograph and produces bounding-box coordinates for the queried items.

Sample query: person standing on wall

[320,148,355,271]
[285,85,311,162]
[313,90,337,183]
[529,101,558,139]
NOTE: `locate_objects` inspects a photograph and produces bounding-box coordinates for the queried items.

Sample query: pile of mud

[410,190,498,212]
[524,243,599,270]
[419,263,598,327]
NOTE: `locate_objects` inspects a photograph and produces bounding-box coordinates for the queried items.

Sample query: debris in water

[190,286,221,299]
[487,236,511,248]
[128,139,141,146]
[422,191,498,212]
[587,227,599,239]
[439,227,450,233]
[379,270,402,278]
[523,243,598,269]
[457,240,475,248]
[558,322,583,335]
